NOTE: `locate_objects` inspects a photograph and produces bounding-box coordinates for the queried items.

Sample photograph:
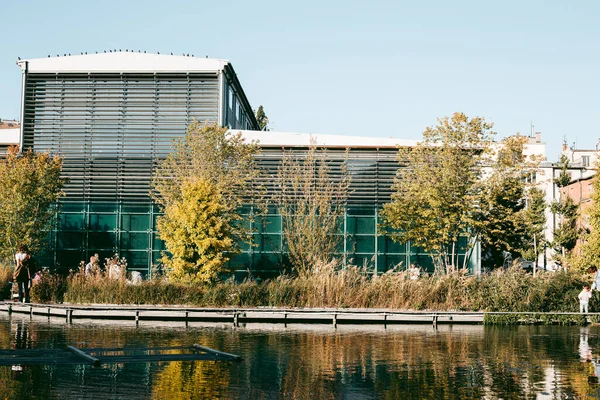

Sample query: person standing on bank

[13,244,32,303]
[591,267,600,292]
[579,284,593,314]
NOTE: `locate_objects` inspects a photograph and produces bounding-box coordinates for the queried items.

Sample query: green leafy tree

[474,174,526,267]
[275,143,350,275]
[380,112,495,273]
[550,196,580,266]
[0,146,64,260]
[553,155,571,188]
[549,155,579,268]
[255,105,269,131]
[519,187,547,266]
[473,135,546,269]
[151,122,263,283]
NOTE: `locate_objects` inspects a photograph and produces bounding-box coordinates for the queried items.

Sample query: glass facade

[47,202,475,277]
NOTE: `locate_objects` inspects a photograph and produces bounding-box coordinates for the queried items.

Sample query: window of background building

[228,88,233,110]
[582,155,590,167]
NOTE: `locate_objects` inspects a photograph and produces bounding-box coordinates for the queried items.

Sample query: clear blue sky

[1,0,599,160]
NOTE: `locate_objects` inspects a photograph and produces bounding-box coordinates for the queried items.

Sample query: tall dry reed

[48,260,590,312]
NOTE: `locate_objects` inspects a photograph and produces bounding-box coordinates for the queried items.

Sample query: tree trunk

[450,241,455,274]
[533,234,537,278]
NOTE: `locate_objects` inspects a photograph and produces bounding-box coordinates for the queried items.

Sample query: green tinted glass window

[233,218,251,231]
[351,235,375,253]
[121,214,150,231]
[378,236,406,254]
[263,216,281,233]
[238,238,252,252]
[334,216,344,232]
[58,213,84,230]
[253,253,281,270]
[152,235,166,251]
[123,251,149,267]
[238,205,253,215]
[88,232,117,249]
[458,236,469,252]
[354,217,375,233]
[346,217,376,234]
[229,253,250,267]
[121,203,152,213]
[412,255,434,272]
[89,203,117,212]
[59,202,85,212]
[56,232,83,249]
[89,214,117,231]
[120,232,150,250]
[331,235,345,253]
[56,250,85,269]
[261,234,281,252]
[347,206,375,216]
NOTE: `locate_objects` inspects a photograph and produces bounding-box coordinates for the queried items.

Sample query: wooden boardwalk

[3,302,597,326]
[0,302,483,325]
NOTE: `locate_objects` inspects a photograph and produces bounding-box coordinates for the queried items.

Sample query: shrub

[30,269,67,303]
[0,263,12,300]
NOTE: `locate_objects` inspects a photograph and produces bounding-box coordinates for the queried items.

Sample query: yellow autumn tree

[157,179,235,282]
[152,122,263,283]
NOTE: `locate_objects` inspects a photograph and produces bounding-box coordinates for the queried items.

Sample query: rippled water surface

[2,314,600,399]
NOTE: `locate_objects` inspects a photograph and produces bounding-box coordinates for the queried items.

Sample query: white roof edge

[0,128,20,145]
[232,130,419,148]
[18,52,230,74]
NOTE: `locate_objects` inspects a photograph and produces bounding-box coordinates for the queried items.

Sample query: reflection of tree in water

[265,327,600,399]
[152,361,231,399]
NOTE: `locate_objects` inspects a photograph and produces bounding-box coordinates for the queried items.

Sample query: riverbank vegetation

[1,262,592,313]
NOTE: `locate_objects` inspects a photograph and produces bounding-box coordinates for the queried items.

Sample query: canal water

[1,314,600,399]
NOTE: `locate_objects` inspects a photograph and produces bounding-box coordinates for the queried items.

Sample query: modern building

[17,52,259,273]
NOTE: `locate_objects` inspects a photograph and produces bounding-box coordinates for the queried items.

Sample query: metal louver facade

[24,73,220,200]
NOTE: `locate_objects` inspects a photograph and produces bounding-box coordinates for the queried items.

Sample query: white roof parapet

[17,52,230,74]
[0,128,20,145]
[235,130,418,148]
